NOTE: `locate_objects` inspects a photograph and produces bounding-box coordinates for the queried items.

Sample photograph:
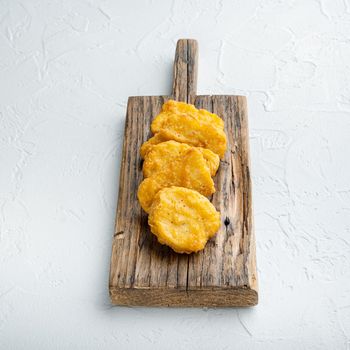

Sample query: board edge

[109,286,258,307]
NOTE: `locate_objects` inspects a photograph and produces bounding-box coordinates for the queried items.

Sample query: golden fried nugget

[153,100,224,131]
[198,148,220,177]
[137,177,163,213]
[181,148,216,193]
[150,100,227,158]
[142,140,187,177]
[142,140,219,178]
[138,147,215,213]
[148,186,221,253]
[156,125,227,159]
[140,131,168,159]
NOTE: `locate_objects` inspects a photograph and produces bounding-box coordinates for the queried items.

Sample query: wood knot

[224,217,230,226]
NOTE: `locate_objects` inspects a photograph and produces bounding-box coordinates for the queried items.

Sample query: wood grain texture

[109,39,258,307]
[172,39,198,103]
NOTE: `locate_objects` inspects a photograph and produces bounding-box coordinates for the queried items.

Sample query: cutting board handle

[172,39,198,104]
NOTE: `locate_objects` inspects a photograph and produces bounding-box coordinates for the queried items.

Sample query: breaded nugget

[181,148,216,193]
[137,177,163,213]
[152,100,224,131]
[148,186,221,253]
[138,147,215,213]
[198,148,220,177]
[150,100,227,158]
[142,140,187,178]
[156,126,227,159]
[142,140,219,178]
[140,131,168,159]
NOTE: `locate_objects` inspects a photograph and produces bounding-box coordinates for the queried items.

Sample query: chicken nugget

[142,140,219,178]
[138,147,215,213]
[150,100,227,158]
[137,177,163,213]
[156,124,227,159]
[152,100,224,131]
[181,148,216,193]
[198,148,220,177]
[140,131,168,159]
[148,186,221,253]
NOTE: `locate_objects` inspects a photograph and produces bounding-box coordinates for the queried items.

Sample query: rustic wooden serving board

[109,39,258,307]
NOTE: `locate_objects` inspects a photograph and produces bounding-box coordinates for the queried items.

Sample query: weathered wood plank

[109,39,258,306]
[172,39,198,104]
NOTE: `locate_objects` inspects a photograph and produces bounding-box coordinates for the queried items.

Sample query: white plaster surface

[1,0,350,349]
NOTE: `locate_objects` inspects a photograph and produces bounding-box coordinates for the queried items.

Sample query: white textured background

[1,0,350,349]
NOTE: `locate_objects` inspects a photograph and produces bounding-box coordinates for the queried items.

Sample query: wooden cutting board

[109,39,258,307]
